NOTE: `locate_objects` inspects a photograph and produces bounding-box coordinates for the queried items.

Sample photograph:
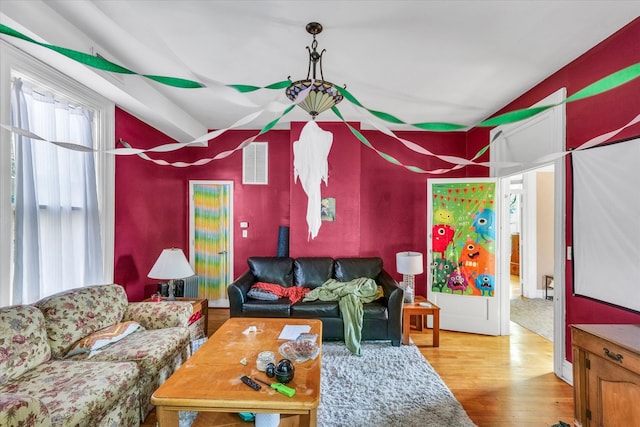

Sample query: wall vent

[243,142,268,185]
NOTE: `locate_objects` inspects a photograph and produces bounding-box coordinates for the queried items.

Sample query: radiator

[181,275,199,298]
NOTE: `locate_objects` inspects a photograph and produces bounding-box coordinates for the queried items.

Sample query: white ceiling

[1,1,639,141]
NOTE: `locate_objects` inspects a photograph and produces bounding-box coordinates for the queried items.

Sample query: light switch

[240,221,249,228]
[242,230,248,238]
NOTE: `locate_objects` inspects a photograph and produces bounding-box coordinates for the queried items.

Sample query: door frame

[188,180,234,307]
[490,89,568,382]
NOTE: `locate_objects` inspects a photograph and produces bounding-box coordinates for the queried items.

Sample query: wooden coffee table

[151,317,322,427]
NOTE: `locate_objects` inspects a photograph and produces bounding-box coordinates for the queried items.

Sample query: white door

[427,178,502,335]
[189,180,234,307]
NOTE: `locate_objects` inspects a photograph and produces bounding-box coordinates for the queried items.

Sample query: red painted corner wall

[114,109,291,301]
[467,17,640,360]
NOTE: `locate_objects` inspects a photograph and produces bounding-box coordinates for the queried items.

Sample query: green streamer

[332,106,425,172]
[228,80,290,93]
[369,109,404,124]
[259,104,295,134]
[566,62,640,102]
[144,75,203,88]
[413,122,467,131]
[331,105,345,121]
[337,87,365,108]
[0,24,203,88]
[407,165,428,173]
[477,105,555,127]
[2,22,639,132]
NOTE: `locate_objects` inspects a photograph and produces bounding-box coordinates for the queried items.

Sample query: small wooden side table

[143,297,208,337]
[402,295,440,347]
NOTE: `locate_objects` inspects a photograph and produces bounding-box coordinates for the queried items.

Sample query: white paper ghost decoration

[293,121,333,239]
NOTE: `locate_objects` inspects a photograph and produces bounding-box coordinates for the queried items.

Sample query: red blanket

[253,282,311,304]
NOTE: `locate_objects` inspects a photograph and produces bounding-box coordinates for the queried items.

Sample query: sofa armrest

[377,269,404,345]
[123,302,193,329]
[227,270,255,317]
[0,393,51,427]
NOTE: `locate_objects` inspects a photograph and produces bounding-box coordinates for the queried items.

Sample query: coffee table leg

[402,310,410,345]
[433,310,440,347]
[299,408,317,427]
[156,406,179,427]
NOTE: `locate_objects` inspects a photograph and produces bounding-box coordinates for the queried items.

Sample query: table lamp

[396,251,424,303]
[148,248,195,301]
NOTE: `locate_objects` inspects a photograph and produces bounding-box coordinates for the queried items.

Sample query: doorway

[490,87,567,381]
[506,167,555,342]
[189,180,234,307]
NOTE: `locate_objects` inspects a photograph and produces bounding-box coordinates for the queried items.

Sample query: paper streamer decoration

[2,22,639,172]
[1,23,638,131]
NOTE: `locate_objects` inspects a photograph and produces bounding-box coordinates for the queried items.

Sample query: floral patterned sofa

[0,284,193,427]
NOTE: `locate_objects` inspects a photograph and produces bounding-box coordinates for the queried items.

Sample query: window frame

[0,41,115,306]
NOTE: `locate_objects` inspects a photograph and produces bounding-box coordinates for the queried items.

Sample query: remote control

[240,375,262,391]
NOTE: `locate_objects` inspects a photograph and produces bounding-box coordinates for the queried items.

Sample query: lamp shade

[396,251,424,275]
[285,79,343,118]
[148,248,195,280]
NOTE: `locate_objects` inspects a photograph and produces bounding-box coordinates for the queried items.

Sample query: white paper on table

[278,324,311,340]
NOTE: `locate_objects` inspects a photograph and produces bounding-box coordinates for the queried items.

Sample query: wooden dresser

[571,324,640,427]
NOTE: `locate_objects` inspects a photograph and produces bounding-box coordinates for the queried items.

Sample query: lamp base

[403,274,415,303]
[167,280,176,301]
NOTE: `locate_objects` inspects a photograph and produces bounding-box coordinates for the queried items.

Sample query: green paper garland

[2,22,639,134]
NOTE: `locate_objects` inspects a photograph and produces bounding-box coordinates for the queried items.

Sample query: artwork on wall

[321,197,336,221]
[430,181,496,297]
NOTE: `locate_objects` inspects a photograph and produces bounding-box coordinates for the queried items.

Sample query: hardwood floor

[143,308,574,427]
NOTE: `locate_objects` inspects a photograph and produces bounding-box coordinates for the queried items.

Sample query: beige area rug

[180,341,476,427]
[510,297,554,341]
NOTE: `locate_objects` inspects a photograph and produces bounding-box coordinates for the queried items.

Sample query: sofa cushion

[294,257,334,288]
[0,392,51,427]
[65,327,189,377]
[124,301,193,329]
[0,305,51,386]
[0,360,139,427]
[363,301,389,319]
[35,284,129,359]
[65,321,143,358]
[247,286,280,301]
[290,301,341,318]
[248,257,294,287]
[241,300,291,317]
[334,257,382,282]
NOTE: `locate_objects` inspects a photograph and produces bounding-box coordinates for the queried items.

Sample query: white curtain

[11,78,103,304]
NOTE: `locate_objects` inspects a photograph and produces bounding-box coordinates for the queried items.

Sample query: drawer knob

[603,347,624,363]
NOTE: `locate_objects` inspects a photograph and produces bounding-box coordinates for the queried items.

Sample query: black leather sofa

[227,257,403,346]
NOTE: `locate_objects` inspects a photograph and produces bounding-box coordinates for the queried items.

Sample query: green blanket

[303,277,380,355]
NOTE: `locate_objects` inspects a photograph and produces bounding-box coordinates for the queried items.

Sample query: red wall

[114,110,291,301]
[114,114,466,300]
[114,18,640,362]
[467,17,640,359]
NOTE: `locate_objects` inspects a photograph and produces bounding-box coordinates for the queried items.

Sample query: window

[0,41,115,305]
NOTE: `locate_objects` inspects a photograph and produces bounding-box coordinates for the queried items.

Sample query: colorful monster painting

[459,239,495,294]
[431,258,456,293]
[446,268,469,295]
[475,273,495,296]
[430,181,496,297]
[472,208,495,242]
[432,224,455,259]
[434,208,454,224]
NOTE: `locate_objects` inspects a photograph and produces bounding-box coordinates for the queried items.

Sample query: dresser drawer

[573,326,640,374]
